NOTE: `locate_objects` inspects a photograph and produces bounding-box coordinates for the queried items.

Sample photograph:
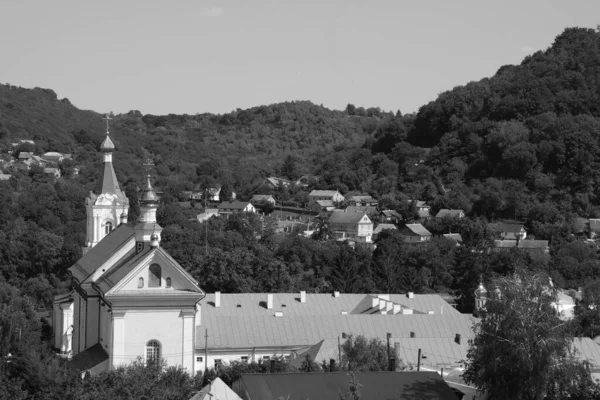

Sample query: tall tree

[464,271,600,399]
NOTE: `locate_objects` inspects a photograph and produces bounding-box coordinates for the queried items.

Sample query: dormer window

[138,277,144,288]
[166,277,171,288]
[104,221,113,235]
[149,264,161,287]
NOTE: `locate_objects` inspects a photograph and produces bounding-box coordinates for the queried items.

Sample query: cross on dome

[103,115,113,135]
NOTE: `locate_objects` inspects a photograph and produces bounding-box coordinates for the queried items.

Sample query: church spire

[83,115,130,254]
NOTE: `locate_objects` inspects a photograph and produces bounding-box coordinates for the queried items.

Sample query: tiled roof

[238,372,458,400]
[401,224,432,237]
[69,225,135,282]
[373,224,397,235]
[330,210,369,224]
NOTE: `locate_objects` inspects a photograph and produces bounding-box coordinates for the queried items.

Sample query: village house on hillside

[436,209,465,219]
[345,193,378,206]
[250,194,276,206]
[308,190,344,206]
[329,210,373,242]
[414,200,431,219]
[398,223,432,243]
[497,221,527,240]
[217,201,256,214]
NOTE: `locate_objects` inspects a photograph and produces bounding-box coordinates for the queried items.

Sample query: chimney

[300,291,306,303]
[267,294,273,309]
[274,311,283,317]
[215,291,221,308]
[455,333,462,345]
[329,359,336,372]
[427,310,435,315]
[410,331,416,338]
[393,304,401,315]
[371,296,379,308]
[333,291,340,298]
[389,357,396,371]
[385,301,393,313]
[401,308,413,315]
[407,292,414,299]
[378,299,387,310]
[341,311,348,315]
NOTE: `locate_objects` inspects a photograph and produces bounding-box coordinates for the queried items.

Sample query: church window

[149,264,161,287]
[146,340,160,364]
[136,242,144,253]
[166,277,171,288]
[104,221,113,235]
[196,356,203,362]
[138,277,144,288]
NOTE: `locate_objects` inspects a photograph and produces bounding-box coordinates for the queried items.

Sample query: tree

[464,271,600,399]
[340,334,398,372]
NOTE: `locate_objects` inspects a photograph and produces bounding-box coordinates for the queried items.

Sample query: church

[53,122,205,375]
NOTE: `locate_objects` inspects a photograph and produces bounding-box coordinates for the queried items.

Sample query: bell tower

[82,116,129,255]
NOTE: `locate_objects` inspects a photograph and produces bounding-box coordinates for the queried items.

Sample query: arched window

[146,340,160,364]
[138,277,144,288]
[165,277,171,288]
[149,264,161,287]
[104,221,113,235]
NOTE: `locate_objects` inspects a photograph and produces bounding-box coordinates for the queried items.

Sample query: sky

[1,0,599,116]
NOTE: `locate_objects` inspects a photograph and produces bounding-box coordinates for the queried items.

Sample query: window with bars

[146,340,160,364]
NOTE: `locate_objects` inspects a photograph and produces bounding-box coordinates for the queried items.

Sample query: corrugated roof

[330,210,369,224]
[573,337,600,369]
[239,371,459,400]
[69,225,135,282]
[198,313,473,350]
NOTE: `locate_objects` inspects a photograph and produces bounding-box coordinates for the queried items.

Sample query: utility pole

[417,348,422,372]
[338,336,341,367]
[205,189,208,254]
[204,329,208,372]
[386,333,391,371]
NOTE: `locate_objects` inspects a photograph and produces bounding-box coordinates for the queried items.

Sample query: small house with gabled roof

[398,223,432,243]
[217,201,256,214]
[329,210,373,241]
[436,209,465,219]
[308,190,344,206]
[497,221,527,240]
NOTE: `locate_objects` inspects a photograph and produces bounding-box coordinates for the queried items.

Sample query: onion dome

[100,134,115,152]
[474,282,487,299]
[140,176,159,205]
[150,232,159,248]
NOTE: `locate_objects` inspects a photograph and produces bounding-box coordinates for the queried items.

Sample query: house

[497,222,527,240]
[262,176,292,189]
[42,151,65,163]
[17,152,34,162]
[329,210,373,242]
[217,201,256,214]
[52,124,205,377]
[197,209,219,223]
[315,199,336,212]
[308,190,344,206]
[398,223,432,243]
[250,194,276,206]
[380,209,402,224]
[345,194,378,206]
[414,200,431,219]
[196,292,473,372]
[191,377,242,400]
[494,239,549,253]
[436,209,465,219]
[372,223,397,239]
[44,167,61,178]
[234,371,459,400]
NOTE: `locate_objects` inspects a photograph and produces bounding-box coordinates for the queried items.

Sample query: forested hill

[0,85,381,192]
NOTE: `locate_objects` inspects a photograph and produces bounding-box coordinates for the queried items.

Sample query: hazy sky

[1,0,599,116]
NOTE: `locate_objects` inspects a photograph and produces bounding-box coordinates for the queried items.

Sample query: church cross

[143,157,155,177]
[103,115,113,134]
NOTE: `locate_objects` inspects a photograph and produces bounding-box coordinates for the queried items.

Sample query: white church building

[53,123,205,375]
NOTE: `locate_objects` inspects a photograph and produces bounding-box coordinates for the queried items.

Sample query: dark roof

[95,245,155,292]
[373,224,397,235]
[69,225,135,282]
[381,210,402,219]
[94,158,127,200]
[330,210,370,224]
[400,224,432,237]
[238,371,459,400]
[436,209,464,218]
[68,343,109,371]
[288,340,324,368]
[497,222,525,232]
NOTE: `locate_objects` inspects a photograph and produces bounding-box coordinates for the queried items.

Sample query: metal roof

[218,201,251,210]
[309,190,341,197]
[436,209,464,218]
[373,224,397,235]
[330,210,369,224]
[401,224,432,237]
[238,371,459,400]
